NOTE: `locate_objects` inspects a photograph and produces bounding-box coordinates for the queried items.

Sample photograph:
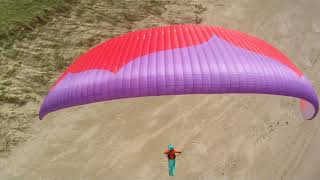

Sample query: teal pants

[168,159,176,176]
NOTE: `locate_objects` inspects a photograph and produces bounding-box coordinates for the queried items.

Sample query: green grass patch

[0,0,73,42]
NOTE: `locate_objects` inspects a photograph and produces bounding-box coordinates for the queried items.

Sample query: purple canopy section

[39,36,318,120]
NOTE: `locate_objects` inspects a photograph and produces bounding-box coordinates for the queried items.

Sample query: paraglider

[39,24,318,120]
[163,144,182,176]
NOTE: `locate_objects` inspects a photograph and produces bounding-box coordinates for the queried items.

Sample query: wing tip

[300,99,318,120]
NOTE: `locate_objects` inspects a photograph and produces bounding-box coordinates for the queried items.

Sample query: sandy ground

[0,0,320,179]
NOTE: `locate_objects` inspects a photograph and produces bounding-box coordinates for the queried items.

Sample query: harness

[167,150,176,159]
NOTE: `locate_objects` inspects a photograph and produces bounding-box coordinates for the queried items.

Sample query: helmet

[168,144,174,151]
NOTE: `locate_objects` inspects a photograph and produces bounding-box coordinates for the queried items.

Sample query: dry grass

[0,0,75,46]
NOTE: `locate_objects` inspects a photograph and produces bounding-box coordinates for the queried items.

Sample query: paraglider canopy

[39,24,319,120]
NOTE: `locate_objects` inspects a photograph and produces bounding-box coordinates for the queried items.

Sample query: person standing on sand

[163,144,182,176]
